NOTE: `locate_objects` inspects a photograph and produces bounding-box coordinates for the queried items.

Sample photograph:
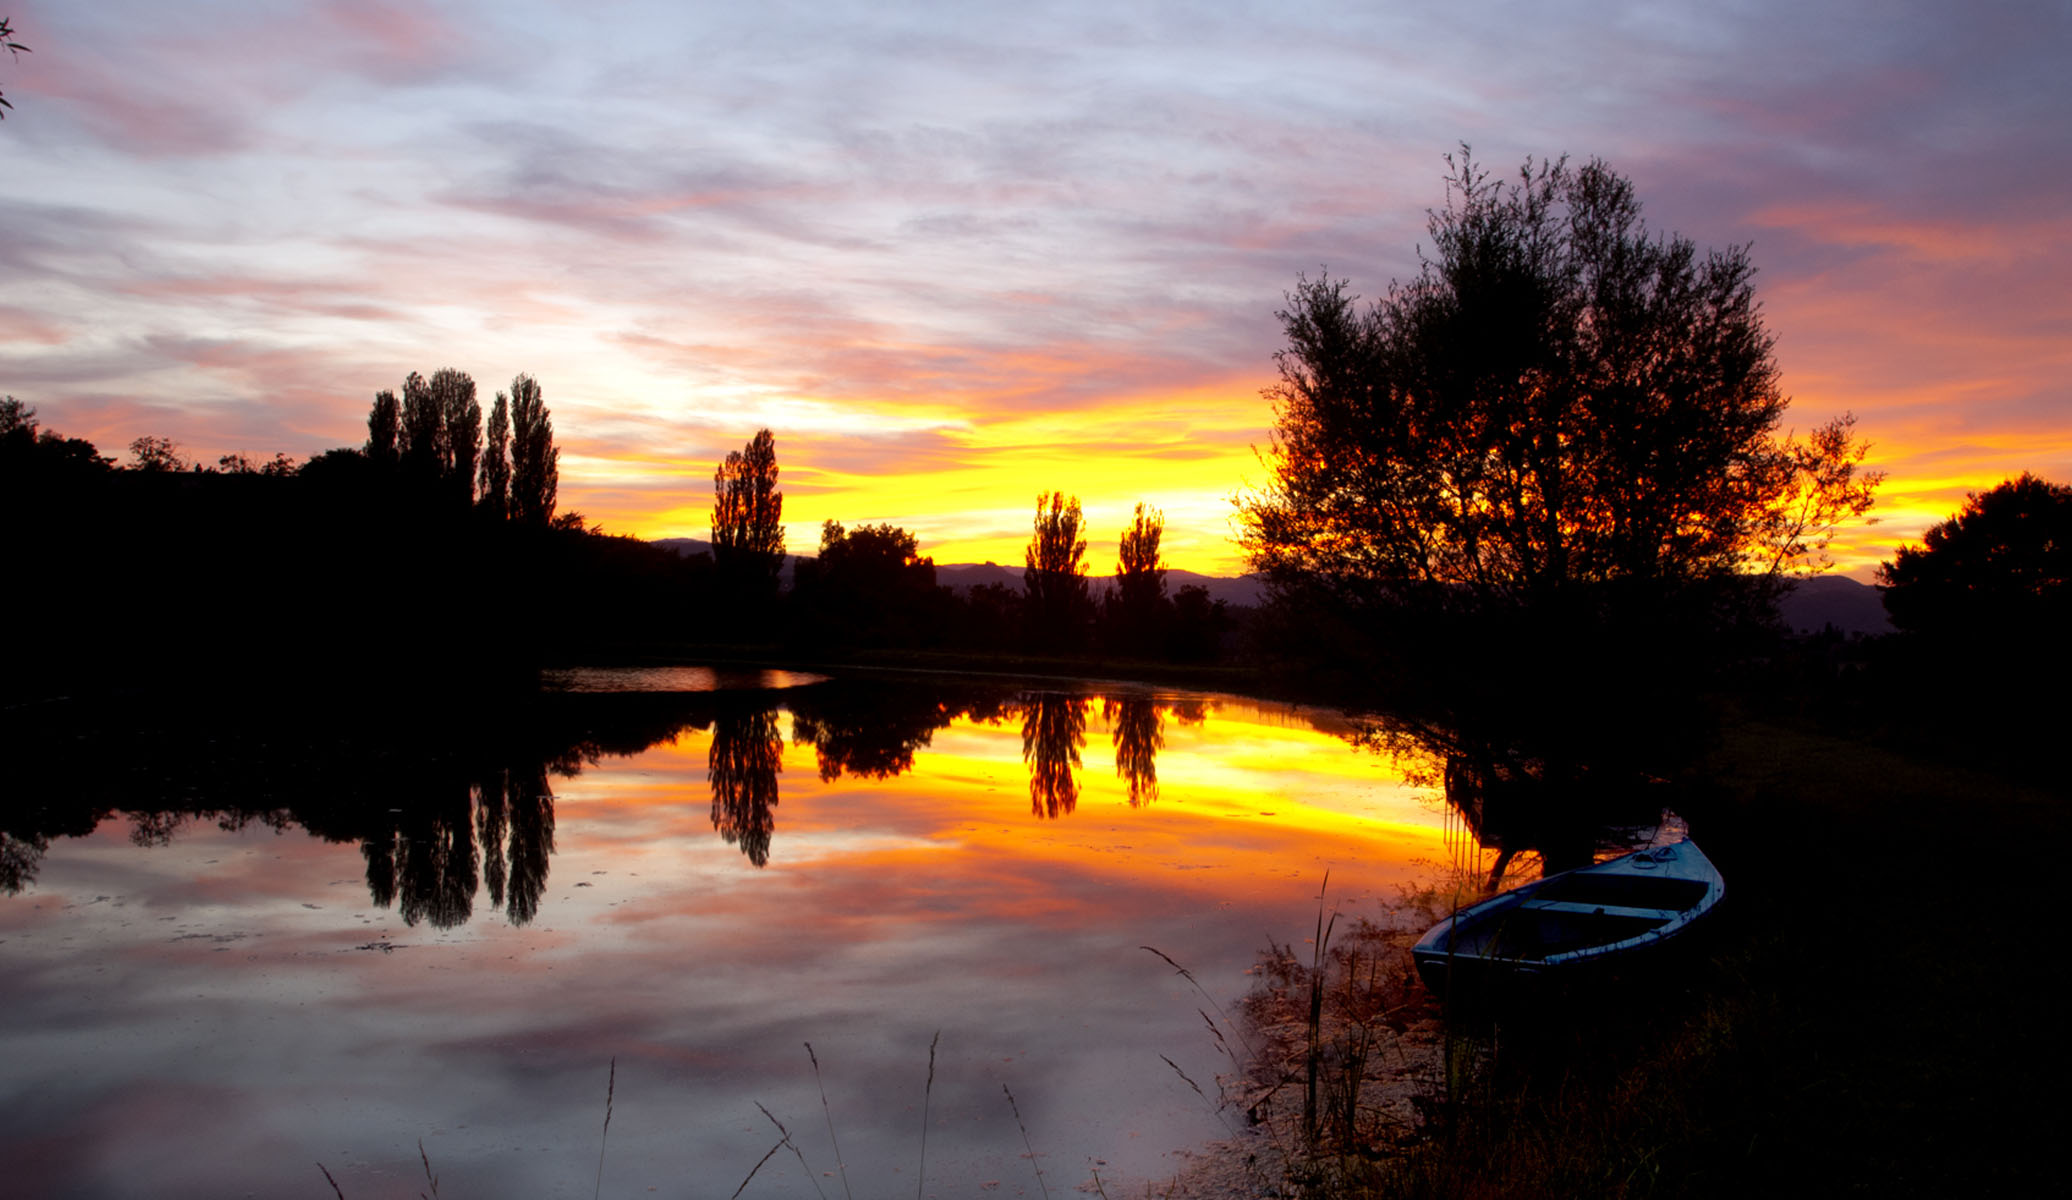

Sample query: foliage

[791,519,941,648]
[216,451,298,476]
[479,390,511,519]
[0,16,27,119]
[508,373,558,526]
[1104,501,1170,655]
[398,371,442,479]
[365,389,401,469]
[431,367,482,505]
[710,428,785,591]
[1239,149,1879,620]
[1024,490,1090,650]
[1,397,112,477]
[127,435,189,473]
[1877,472,2072,644]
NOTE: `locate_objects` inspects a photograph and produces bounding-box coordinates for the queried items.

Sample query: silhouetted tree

[1021,692,1086,818]
[431,367,482,505]
[712,429,785,605]
[1024,491,1090,651]
[1105,695,1164,806]
[709,704,784,866]
[1167,584,1228,663]
[952,581,1024,651]
[508,374,558,526]
[398,371,443,480]
[1,398,111,478]
[1237,149,1882,784]
[791,519,940,648]
[479,390,511,520]
[126,435,188,473]
[1878,473,2072,646]
[216,452,297,476]
[1104,502,1170,655]
[1239,149,1879,622]
[366,389,401,469]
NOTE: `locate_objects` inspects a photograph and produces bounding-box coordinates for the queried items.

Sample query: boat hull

[1412,840,1724,998]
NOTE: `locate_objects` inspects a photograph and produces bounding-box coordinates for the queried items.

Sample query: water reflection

[709,706,784,867]
[1,679,1464,1200]
[7,676,1625,929]
[1022,693,1087,818]
[1106,695,1165,806]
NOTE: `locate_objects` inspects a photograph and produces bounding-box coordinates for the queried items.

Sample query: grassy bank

[1307,716,2069,1198]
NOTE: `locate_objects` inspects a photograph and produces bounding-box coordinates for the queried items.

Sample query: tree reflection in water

[709,705,784,867]
[1022,692,1087,818]
[502,763,557,924]
[788,684,951,782]
[1104,695,1164,806]
[0,678,1190,921]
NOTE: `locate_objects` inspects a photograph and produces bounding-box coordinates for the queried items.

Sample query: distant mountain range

[650,537,1270,607]
[650,538,1892,634]
[1776,574,1894,637]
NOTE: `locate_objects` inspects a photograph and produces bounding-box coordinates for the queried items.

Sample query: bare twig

[316,1163,346,1200]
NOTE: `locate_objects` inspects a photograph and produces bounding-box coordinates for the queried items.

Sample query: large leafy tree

[791,520,937,648]
[1878,473,2071,640]
[1239,150,1878,621]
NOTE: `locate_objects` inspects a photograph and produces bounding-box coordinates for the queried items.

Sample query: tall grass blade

[1142,945,1260,1065]
[744,1102,827,1200]
[804,1042,854,1200]
[418,1137,438,1198]
[732,1138,787,1200]
[316,1163,346,1200]
[594,1056,615,1200]
[1002,1083,1051,1200]
[917,1029,939,1200]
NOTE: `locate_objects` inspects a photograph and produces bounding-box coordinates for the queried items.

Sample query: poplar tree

[1108,501,1168,653]
[366,389,401,469]
[508,374,558,527]
[1024,491,1089,650]
[397,371,443,481]
[711,429,785,593]
[478,390,511,520]
[430,368,481,506]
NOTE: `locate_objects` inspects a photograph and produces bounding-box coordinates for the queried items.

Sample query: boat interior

[1440,873,1711,962]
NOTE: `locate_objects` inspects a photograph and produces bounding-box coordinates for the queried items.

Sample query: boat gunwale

[1412,841,1724,978]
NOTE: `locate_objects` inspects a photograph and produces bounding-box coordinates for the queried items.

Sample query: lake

[0,671,1500,1198]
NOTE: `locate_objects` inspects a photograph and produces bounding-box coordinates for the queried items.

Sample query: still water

[1,673,1475,1198]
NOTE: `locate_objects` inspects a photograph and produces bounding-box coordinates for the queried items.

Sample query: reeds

[593,1056,614,1200]
[1148,879,1452,1198]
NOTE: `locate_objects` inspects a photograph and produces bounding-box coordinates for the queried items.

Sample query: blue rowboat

[1412,840,1725,996]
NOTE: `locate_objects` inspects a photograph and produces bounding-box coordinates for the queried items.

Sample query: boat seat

[1517,899,1682,922]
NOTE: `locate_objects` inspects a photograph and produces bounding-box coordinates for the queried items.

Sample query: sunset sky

[3,1,2066,579]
